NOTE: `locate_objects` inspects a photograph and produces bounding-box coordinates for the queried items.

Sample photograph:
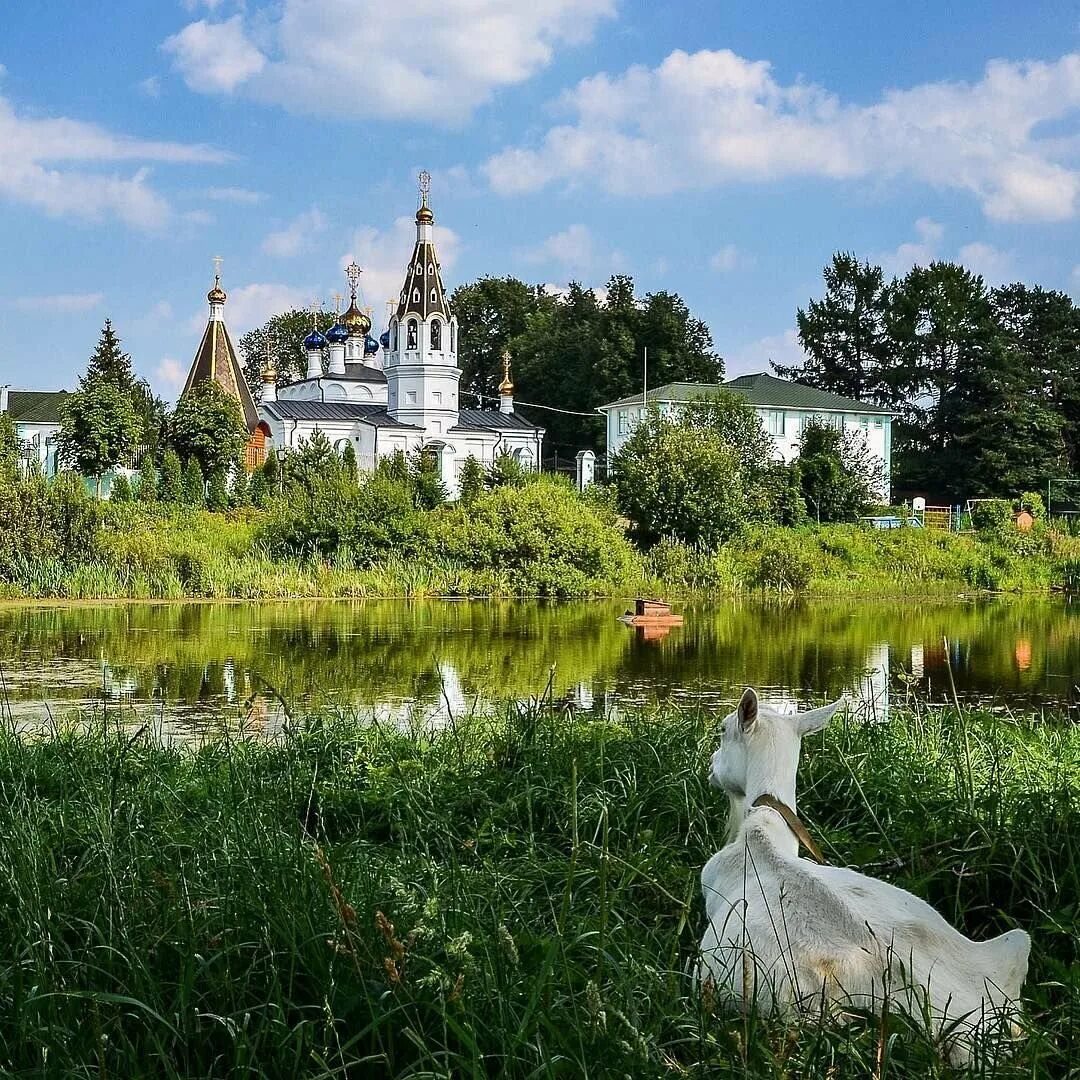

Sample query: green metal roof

[5,390,69,423]
[599,372,894,416]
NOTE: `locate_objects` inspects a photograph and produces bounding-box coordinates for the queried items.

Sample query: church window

[391,319,398,350]
[406,391,417,404]
[428,263,434,274]
[430,288,438,303]
[431,320,442,350]
[451,323,456,351]
[412,289,420,303]
[407,320,418,349]
[433,391,442,404]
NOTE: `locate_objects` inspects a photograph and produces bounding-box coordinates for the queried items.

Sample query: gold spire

[416,169,434,224]
[342,262,371,335]
[499,350,514,394]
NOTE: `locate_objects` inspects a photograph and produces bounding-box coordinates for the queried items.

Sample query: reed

[0,698,1073,1077]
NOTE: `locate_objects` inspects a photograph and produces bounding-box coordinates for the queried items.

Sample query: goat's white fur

[698,688,1030,1065]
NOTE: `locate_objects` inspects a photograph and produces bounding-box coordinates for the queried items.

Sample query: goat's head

[709,688,843,824]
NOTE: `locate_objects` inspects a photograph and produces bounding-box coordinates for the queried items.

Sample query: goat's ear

[797,697,843,736]
[737,687,759,734]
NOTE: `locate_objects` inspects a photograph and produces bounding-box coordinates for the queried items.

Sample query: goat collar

[752,794,827,865]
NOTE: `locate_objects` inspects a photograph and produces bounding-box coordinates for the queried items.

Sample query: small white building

[256,180,544,496]
[0,386,68,476]
[598,372,894,497]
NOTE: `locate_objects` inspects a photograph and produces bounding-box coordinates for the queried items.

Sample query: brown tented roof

[183,317,260,431]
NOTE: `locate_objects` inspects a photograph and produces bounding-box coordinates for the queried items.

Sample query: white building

[598,372,894,497]
[256,181,544,496]
[0,386,67,476]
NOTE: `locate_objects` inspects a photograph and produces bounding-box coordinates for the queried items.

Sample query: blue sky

[2,0,1080,398]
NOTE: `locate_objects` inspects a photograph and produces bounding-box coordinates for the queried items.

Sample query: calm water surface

[1,598,1077,735]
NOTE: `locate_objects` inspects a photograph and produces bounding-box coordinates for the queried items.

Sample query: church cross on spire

[418,169,431,208]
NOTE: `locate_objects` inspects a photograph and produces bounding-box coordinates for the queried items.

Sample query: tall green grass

[0,699,1073,1077]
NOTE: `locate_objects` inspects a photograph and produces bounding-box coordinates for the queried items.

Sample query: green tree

[230,467,250,508]
[410,447,448,510]
[341,440,358,480]
[57,381,141,496]
[182,457,205,508]
[611,393,780,547]
[83,319,163,449]
[262,448,281,496]
[170,381,249,477]
[206,469,229,511]
[0,413,18,482]
[282,430,346,496]
[137,457,159,503]
[777,253,892,404]
[248,468,268,507]
[109,473,132,503]
[486,451,527,490]
[797,420,883,522]
[238,309,337,396]
[458,455,485,504]
[160,449,183,504]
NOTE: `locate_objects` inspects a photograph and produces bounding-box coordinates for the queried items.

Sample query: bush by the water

[0,699,1072,1077]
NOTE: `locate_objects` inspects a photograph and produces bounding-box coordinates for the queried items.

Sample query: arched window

[430,288,438,303]
[412,289,420,303]
[391,318,398,350]
[430,319,442,350]
[407,319,418,350]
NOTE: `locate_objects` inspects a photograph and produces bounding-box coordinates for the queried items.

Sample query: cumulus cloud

[220,282,317,334]
[163,14,267,94]
[726,328,806,378]
[524,221,622,274]
[261,207,328,257]
[14,292,104,313]
[709,244,740,272]
[161,0,615,122]
[154,357,186,395]
[0,91,229,229]
[874,217,944,276]
[958,241,1011,282]
[485,49,1080,223]
[339,216,461,327]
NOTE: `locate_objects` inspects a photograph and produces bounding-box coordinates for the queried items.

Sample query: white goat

[698,688,1030,1066]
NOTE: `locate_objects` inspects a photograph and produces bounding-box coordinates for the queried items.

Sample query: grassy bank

[4,502,1080,601]
[0,700,1075,1077]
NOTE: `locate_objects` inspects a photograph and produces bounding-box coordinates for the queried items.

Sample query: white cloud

[163,14,267,95]
[875,216,944,276]
[205,186,266,204]
[183,208,215,225]
[958,241,1011,282]
[524,224,596,274]
[155,357,186,395]
[261,207,328,258]
[14,292,104,313]
[219,283,316,334]
[339,216,461,327]
[0,91,229,229]
[161,0,615,122]
[139,76,162,98]
[485,49,1080,223]
[150,300,174,320]
[726,328,805,377]
[709,244,740,272]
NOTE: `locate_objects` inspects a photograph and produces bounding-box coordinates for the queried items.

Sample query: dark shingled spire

[395,174,451,323]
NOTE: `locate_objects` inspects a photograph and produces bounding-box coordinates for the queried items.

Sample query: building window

[433,391,442,405]
[450,323,456,351]
[617,410,629,435]
[428,263,434,274]
[412,289,420,303]
[766,410,785,436]
[430,288,438,303]
[431,320,442,350]
[390,318,398,350]
[874,418,884,428]
[416,263,423,274]
[407,320,418,349]
[406,390,417,405]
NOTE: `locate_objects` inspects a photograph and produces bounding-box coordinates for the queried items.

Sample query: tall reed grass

[0,698,1073,1076]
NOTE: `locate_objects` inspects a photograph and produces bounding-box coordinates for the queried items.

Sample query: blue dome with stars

[326,322,349,344]
[304,329,327,350]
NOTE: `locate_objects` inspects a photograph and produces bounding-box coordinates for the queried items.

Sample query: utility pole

[642,345,648,409]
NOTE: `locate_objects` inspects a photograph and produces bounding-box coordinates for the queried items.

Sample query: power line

[459,388,598,417]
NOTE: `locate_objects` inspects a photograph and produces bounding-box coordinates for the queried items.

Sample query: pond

[1,597,1078,736]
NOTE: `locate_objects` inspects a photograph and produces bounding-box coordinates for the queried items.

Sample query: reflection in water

[1,597,1079,736]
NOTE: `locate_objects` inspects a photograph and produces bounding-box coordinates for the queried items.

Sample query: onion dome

[379,330,391,349]
[416,203,434,225]
[303,329,328,349]
[499,352,514,394]
[262,363,277,382]
[342,300,372,337]
[207,277,227,304]
[364,334,380,356]
[326,322,349,344]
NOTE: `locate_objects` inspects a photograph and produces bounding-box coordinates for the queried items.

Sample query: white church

[181,177,545,498]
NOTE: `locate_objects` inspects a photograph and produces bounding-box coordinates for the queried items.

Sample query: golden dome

[499,352,514,394]
[416,203,434,225]
[342,299,372,337]
[207,276,227,304]
[261,363,277,382]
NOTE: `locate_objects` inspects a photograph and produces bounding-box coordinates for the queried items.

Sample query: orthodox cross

[310,298,321,328]
[418,170,431,207]
[346,262,362,301]
[332,292,344,315]
[264,332,275,374]
[212,255,223,282]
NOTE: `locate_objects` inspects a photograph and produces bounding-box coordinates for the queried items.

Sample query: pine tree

[83,319,135,392]
[248,468,268,507]
[160,449,183,503]
[137,458,159,503]
[182,458,205,508]
[206,468,229,511]
[230,467,250,508]
[341,440,358,481]
[262,448,280,495]
[458,455,485,504]
[110,473,132,502]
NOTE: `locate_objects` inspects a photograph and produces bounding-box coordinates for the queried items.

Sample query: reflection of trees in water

[2,598,1080,718]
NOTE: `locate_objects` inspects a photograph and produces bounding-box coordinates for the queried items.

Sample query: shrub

[458,455,485,504]
[970,499,1014,532]
[170,381,248,476]
[160,449,183,504]
[137,458,158,503]
[748,530,814,592]
[797,420,882,523]
[487,451,527,490]
[109,474,132,502]
[230,467,250,508]
[206,469,229,512]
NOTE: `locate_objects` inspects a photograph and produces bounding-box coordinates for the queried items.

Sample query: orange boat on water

[618,598,685,628]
